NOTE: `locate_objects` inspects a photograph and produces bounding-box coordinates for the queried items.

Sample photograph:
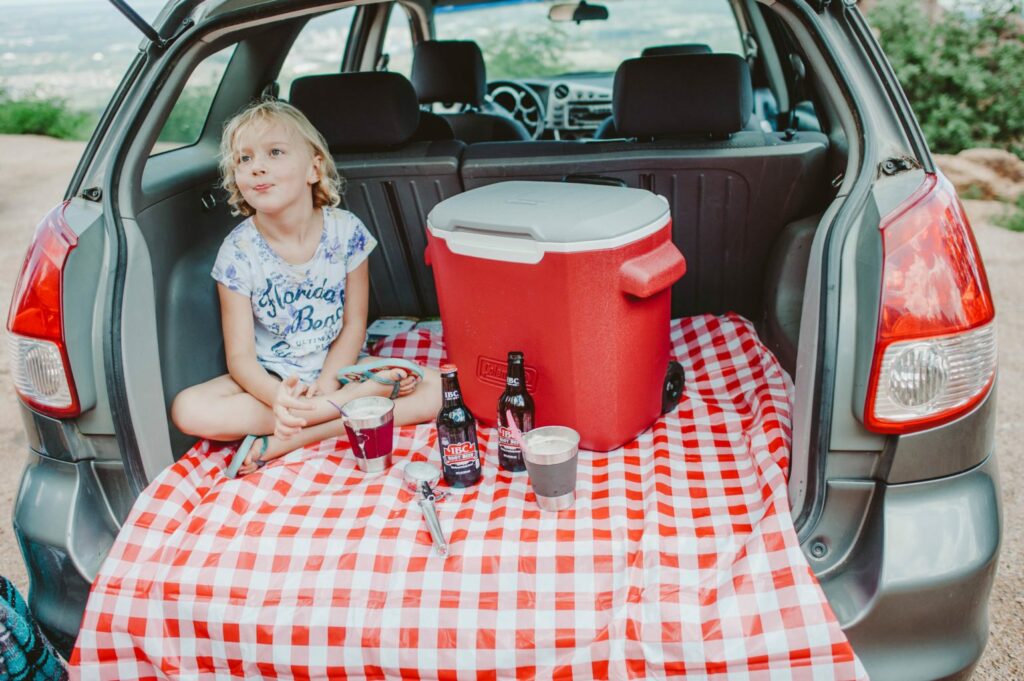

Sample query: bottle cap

[508,351,524,362]
[440,363,458,375]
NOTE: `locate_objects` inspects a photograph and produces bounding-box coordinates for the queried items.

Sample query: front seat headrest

[613,54,753,138]
[411,40,487,107]
[290,72,421,149]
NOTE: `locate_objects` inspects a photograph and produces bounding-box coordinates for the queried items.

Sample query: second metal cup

[522,426,580,511]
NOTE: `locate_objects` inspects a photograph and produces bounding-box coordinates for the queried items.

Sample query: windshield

[434,0,744,79]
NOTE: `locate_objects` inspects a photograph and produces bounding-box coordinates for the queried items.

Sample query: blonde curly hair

[219,99,343,217]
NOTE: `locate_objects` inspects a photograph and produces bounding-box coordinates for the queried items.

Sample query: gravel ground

[0,135,1020,677]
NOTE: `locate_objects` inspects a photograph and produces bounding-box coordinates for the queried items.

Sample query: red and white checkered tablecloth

[70,314,868,680]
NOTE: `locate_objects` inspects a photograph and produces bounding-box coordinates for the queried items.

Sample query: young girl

[171,99,440,476]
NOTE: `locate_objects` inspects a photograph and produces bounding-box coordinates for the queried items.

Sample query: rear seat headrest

[613,54,753,138]
[411,40,486,107]
[640,43,712,57]
[290,72,420,149]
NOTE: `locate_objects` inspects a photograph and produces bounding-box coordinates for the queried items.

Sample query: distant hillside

[1,0,163,109]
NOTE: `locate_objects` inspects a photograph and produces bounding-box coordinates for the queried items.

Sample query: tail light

[864,173,996,434]
[6,202,81,418]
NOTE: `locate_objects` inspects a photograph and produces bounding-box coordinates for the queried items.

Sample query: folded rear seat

[460,54,829,320]
[291,72,465,318]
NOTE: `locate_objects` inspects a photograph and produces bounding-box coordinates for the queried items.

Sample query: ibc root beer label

[443,441,478,464]
[498,427,521,452]
[439,434,481,487]
[497,425,527,472]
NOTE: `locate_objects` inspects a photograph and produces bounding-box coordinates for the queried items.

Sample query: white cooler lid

[428,181,670,263]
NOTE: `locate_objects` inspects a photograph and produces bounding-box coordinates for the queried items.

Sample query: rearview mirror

[548,1,609,23]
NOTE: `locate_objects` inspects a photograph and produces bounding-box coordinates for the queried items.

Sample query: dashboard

[483,74,787,141]
[544,80,613,137]
[486,74,614,140]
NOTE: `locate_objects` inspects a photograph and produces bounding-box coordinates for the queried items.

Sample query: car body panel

[821,453,1001,681]
[14,449,121,653]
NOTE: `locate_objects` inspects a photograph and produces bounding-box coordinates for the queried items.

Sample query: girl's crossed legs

[172,359,441,474]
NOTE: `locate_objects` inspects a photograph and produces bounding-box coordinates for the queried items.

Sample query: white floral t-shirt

[211,206,377,383]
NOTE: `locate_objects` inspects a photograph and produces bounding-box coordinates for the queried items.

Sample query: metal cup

[522,426,580,511]
[340,396,395,474]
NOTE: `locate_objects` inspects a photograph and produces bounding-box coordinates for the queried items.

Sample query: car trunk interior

[137,151,841,458]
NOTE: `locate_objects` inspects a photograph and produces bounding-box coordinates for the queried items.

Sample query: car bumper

[820,452,1001,681]
[13,450,123,656]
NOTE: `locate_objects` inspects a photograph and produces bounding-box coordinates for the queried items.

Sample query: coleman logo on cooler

[443,442,477,463]
[477,356,540,391]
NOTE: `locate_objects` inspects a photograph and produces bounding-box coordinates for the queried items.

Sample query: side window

[380,4,414,77]
[279,7,357,99]
[151,46,235,154]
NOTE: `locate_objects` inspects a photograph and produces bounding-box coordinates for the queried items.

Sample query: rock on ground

[935,148,1024,202]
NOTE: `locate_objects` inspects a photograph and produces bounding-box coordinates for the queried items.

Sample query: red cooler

[426,181,686,451]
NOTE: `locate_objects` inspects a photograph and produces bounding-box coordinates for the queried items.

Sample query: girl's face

[232,120,322,218]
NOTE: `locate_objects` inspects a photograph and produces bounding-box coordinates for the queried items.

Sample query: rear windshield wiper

[107,0,193,49]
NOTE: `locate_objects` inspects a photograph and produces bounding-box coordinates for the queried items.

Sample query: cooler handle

[620,241,686,298]
[427,226,545,264]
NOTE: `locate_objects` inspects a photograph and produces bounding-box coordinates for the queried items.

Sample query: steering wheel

[486,80,546,140]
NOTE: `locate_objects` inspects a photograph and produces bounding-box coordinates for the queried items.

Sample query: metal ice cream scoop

[403,462,448,557]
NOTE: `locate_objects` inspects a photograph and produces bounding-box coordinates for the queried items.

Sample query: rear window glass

[152,45,235,154]
[279,7,357,98]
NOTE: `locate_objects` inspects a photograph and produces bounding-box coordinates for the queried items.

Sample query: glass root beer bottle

[436,364,482,487]
[497,351,535,472]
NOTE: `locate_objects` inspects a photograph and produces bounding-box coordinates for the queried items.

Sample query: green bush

[0,88,95,139]
[157,84,218,145]
[868,0,1024,157]
[995,193,1024,232]
[484,27,568,79]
